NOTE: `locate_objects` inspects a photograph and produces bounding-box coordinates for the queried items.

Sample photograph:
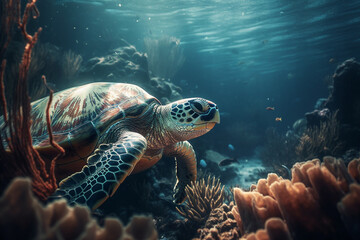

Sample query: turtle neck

[146,103,179,149]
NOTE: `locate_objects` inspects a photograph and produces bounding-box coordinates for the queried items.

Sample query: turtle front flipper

[50,131,147,210]
[164,141,197,204]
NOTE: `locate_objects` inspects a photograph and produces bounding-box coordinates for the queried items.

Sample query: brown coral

[0,0,64,201]
[230,157,360,240]
[195,157,360,240]
[176,176,225,223]
[194,202,241,240]
[233,175,282,235]
[0,178,158,240]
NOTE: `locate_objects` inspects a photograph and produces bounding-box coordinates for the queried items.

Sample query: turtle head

[165,98,220,141]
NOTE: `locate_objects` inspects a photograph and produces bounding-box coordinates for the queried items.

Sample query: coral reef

[194,202,241,240]
[306,58,360,152]
[144,36,185,79]
[193,157,360,240]
[80,41,183,103]
[296,110,343,160]
[176,176,225,223]
[0,178,158,240]
[235,157,360,240]
[325,58,360,127]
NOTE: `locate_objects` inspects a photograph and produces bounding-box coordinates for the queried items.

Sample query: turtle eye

[190,99,209,113]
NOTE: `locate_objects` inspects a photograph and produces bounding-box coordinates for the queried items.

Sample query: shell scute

[30,82,158,147]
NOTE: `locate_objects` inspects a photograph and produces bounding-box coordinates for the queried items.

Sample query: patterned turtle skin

[29,82,220,210]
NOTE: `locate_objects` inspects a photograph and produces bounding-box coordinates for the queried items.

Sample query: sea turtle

[28,82,220,210]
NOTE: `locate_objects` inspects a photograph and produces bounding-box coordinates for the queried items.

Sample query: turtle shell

[31,82,159,149]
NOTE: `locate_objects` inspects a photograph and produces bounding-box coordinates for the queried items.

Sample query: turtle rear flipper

[49,132,147,210]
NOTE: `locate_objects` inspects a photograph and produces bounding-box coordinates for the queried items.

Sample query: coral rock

[306,58,360,151]
[80,42,183,103]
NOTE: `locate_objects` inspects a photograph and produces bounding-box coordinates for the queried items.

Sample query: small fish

[219,158,237,167]
[266,107,275,111]
[228,144,235,151]
[275,117,282,122]
[199,159,207,168]
[329,58,335,63]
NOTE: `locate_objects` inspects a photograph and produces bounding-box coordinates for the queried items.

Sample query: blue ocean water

[1,2,359,237]
[36,0,360,156]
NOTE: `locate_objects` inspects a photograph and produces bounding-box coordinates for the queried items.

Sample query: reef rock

[80,40,182,103]
[81,44,149,84]
[325,58,360,126]
[306,58,360,151]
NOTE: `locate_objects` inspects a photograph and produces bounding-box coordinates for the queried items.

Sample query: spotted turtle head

[167,98,220,141]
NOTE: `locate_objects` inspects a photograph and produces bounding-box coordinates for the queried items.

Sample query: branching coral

[0,0,64,200]
[296,110,342,160]
[0,178,158,240]
[176,176,225,223]
[144,36,185,79]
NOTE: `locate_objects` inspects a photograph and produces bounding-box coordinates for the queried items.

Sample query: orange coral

[0,0,64,200]
[348,158,360,182]
[231,157,360,240]
[197,157,360,240]
[233,176,282,235]
[0,178,158,240]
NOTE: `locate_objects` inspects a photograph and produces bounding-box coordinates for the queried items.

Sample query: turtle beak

[213,109,220,124]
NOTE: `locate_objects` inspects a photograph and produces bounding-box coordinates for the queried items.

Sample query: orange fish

[266,107,275,111]
[275,117,282,122]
